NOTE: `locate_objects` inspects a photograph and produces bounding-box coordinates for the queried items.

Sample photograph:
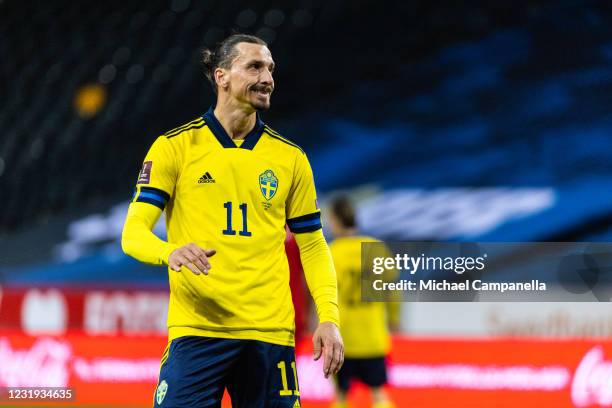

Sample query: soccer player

[327,195,398,408]
[121,33,343,407]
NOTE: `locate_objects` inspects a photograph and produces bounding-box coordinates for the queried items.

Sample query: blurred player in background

[122,33,343,407]
[328,195,398,408]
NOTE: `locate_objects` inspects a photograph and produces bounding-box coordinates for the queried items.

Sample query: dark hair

[201,34,267,94]
[330,195,357,228]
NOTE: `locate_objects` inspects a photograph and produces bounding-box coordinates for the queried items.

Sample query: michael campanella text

[373,279,547,293]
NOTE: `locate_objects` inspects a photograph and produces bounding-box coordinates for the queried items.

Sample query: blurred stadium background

[2,0,612,406]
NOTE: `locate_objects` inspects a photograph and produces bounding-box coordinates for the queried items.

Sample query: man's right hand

[168,243,216,275]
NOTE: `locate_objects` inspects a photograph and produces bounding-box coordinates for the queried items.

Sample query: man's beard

[251,99,271,111]
[250,84,272,111]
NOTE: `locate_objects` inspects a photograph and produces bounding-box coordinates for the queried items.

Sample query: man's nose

[260,68,273,85]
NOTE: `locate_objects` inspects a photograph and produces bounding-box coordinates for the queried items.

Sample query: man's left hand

[312,322,344,378]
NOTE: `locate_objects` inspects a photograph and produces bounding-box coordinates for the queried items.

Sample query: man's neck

[214,100,257,140]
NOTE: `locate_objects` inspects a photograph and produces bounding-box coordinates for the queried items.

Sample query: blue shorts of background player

[335,356,387,392]
[154,336,301,407]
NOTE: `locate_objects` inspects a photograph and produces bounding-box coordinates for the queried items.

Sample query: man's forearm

[122,202,178,265]
[294,229,340,326]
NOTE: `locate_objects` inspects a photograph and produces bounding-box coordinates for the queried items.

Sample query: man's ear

[214,68,228,90]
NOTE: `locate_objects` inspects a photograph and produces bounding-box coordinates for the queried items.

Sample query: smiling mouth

[251,87,272,97]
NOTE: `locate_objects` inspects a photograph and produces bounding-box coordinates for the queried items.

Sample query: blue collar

[203,107,265,150]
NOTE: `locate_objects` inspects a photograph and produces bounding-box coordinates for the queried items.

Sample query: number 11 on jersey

[222,202,252,236]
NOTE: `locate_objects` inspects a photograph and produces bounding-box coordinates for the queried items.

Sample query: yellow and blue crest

[156,380,168,405]
[259,169,278,201]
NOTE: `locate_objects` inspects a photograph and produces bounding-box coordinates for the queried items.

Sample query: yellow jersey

[330,236,397,357]
[130,108,325,347]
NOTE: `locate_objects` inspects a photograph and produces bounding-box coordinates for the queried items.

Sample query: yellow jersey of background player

[327,195,398,408]
[121,33,343,407]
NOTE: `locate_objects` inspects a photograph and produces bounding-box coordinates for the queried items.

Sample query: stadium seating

[2,0,612,237]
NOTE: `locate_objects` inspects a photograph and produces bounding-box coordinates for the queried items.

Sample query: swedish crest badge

[156,380,168,405]
[259,169,278,201]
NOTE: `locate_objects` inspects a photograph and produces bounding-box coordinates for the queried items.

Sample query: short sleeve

[286,151,322,233]
[131,136,178,210]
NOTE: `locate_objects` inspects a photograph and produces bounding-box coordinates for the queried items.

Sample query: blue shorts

[336,356,388,392]
[154,336,301,407]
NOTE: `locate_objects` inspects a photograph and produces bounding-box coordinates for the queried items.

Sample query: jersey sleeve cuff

[287,212,322,233]
[318,312,340,328]
[161,242,181,266]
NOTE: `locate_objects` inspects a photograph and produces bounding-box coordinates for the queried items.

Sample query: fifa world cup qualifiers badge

[137,161,152,184]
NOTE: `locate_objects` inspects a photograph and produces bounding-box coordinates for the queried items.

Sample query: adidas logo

[198,172,215,183]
